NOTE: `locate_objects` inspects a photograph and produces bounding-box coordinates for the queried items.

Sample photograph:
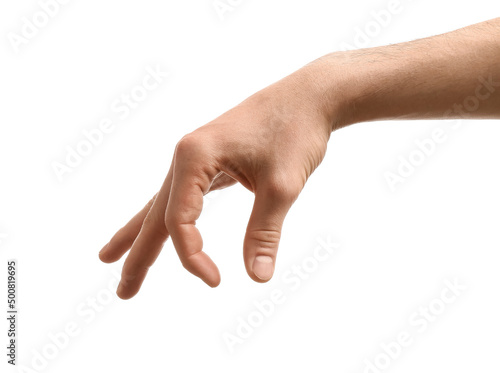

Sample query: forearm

[305,18,500,130]
[104,17,500,298]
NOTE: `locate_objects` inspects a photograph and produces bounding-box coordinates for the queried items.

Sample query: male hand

[99,66,335,299]
[100,17,500,299]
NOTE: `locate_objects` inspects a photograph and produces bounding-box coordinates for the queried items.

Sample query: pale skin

[99,18,500,299]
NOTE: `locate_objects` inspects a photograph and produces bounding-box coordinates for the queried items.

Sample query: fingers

[102,127,298,295]
[116,168,174,299]
[99,194,157,263]
[100,172,231,266]
[165,137,221,287]
[102,146,231,298]
[244,177,299,282]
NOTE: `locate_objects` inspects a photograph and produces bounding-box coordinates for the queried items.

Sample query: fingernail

[253,256,274,281]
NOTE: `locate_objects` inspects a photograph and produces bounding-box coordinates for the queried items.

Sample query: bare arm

[100,18,500,299]
[309,17,500,129]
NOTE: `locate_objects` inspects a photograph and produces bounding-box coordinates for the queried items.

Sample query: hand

[100,17,500,300]
[99,63,336,299]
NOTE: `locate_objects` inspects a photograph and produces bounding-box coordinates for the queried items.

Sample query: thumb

[244,179,298,282]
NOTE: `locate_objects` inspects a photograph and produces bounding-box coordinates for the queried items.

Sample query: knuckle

[175,133,202,156]
[246,228,281,253]
[180,259,194,273]
[265,174,301,204]
[177,251,198,273]
[164,214,188,236]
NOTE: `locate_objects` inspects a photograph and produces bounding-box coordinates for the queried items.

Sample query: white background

[1,1,500,372]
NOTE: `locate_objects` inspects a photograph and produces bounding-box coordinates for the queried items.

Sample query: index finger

[165,137,221,287]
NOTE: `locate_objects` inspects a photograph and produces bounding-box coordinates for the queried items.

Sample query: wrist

[302,49,417,131]
[298,52,367,132]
